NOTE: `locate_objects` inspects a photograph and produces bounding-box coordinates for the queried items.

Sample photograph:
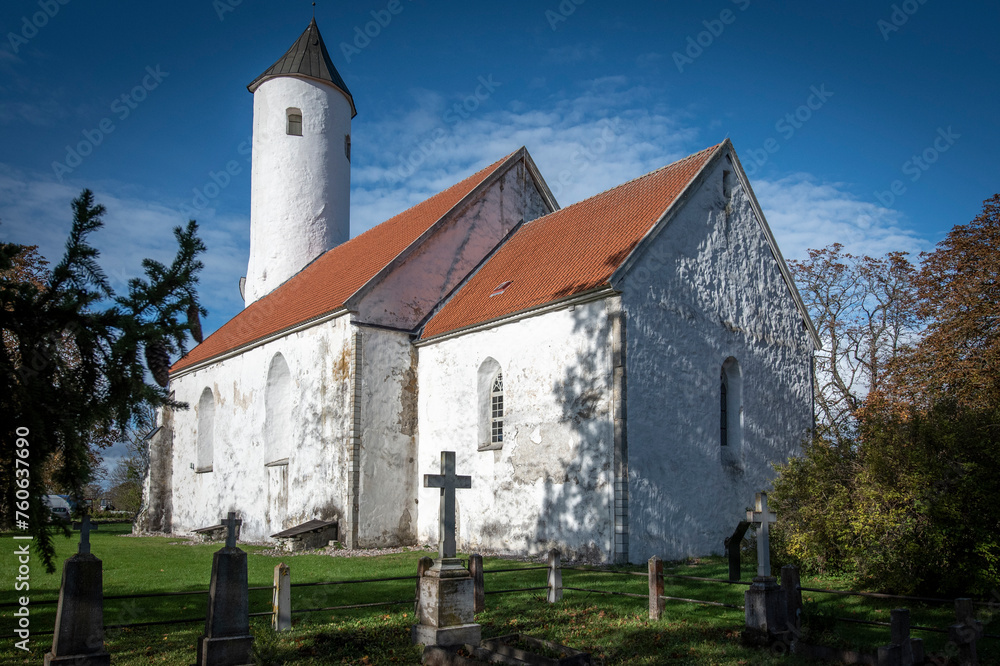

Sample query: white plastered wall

[416,298,616,561]
[355,326,418,546]
[619,152,814,563]
[246,76,352,305]
[167,314,354,541]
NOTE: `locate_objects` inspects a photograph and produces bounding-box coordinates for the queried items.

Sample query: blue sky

[1,1,998,473]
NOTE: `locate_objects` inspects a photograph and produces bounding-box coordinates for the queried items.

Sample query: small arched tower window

[286,108,302,136]
[264,353,293,465]
[477,358,504,450]
[720,357,743,469]
[196,387,215,473]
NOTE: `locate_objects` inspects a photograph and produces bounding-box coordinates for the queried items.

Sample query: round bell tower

[244,18,356,306]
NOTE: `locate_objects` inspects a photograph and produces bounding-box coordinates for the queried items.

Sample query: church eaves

[420,144,724,340]
[169,152,519,375]
[247,18,357,118]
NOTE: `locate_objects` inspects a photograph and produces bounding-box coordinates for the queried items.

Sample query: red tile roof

[171,152,516,373]
[421,144,722,340]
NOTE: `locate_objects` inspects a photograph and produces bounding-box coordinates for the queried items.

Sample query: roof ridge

[523,143,723,225]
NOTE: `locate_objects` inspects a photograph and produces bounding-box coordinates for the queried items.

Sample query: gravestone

[743,492,787,645]
[195,512,253,666]
[412,451,481,647]
[725,520,750,581]
[44,513,111,665]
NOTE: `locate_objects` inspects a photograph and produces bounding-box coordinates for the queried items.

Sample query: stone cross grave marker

[423,451,472,559]
[746,492,777,579]
[78,511,92,555]
[222,511,241,549]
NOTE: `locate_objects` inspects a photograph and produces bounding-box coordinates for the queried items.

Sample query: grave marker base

[743,576,788,646]
[195,635,254,666]
[412,558,481,647]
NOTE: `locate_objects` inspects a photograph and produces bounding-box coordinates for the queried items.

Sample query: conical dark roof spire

[248,18,356,117]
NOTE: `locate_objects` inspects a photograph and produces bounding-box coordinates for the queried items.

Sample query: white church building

[143,19,818,564]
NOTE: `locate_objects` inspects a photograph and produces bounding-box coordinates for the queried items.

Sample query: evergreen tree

[1,189,205,571]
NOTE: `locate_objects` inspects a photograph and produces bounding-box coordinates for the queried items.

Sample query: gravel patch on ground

[120,532,606,566]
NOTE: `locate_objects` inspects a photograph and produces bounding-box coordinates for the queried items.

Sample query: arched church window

[491,371,504,445]
[286,108,302,136]
[264,353,293,466]
[196,387,214,473]
[477,358,504,451]
[720,357,743,469]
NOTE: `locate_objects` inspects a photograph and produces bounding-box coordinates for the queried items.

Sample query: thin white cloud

[0,164,248,336]
[544,44,603,64]
[754,175,932,261]
[348,81,929,268]
[350,77,699,233]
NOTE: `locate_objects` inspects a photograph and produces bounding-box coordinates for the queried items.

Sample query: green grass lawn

[2,524,998,664]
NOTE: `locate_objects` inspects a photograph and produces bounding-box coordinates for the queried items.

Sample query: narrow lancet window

[720,357,743,469]
[720,369,728,447]
[491,371,504,444]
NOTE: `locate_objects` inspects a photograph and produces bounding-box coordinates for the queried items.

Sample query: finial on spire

[312,2,316,18]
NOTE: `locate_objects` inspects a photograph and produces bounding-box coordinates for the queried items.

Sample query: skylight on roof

[490,281,513,297]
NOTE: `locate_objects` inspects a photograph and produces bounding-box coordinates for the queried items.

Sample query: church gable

[348,149,556,329]
[171,151,526,376]
[609,142,819,348]
[615,145,816,562]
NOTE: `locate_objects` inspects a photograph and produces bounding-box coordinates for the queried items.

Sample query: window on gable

[720,357,743,470]
[720,369,728,447]
[287,108,302,136]
[491,371,504,444]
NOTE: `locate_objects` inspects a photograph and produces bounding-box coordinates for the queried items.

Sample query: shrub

[772,404,1000,596]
